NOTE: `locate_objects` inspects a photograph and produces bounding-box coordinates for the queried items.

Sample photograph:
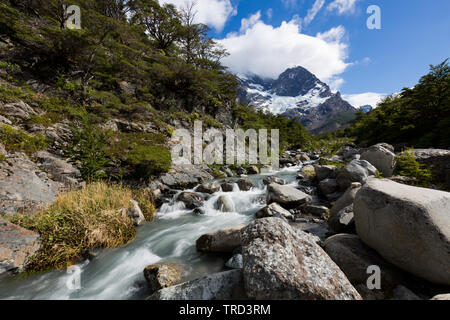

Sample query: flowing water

[0,166,303,300]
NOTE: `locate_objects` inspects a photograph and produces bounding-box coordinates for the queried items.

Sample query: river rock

[336,160,377,190]
[360,144,396,177]
[225,254,243,269]
[314,165,336,181]
[197,182,221,194]
[241,218,362,300]
[255,203,293,220]
[267,184,312,209]
[301,205,330,219]
[149,269,247,300]
[0,218,41,275]
[354,178,450,285]
[159,164,214,190]
[247,166,259,174]
[217,195,235,212]
[177,192,204,209]
[237,178,253,191]
[220,182,234,192]
[0,152,61,216]
[262,176,285,186]
[127,200,145,226]
[324,234,403,290]
[330,182,361,216]
[431,293,450,300]
[318,178,338,195]
[144,263,182,293]
[196,225,244,253]
[301,165,315,178]
[328,205,355,234]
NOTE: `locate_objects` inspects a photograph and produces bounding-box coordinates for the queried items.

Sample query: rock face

[360,144,396,177]
[267,184,312,209]
[177,192,204,210]
[324,234,403,290]
[255,203,293,220]
[328,205,355,234]
[241,218,362,300]
[196,225,244,253]
[336,160,377,190]
[0,218,41,275]
[144,264,182,293]
[354,178,450,285]
[149,270,247,300]
[0,152,61,216]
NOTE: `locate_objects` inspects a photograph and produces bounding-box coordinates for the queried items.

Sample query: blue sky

[163,0,450,107]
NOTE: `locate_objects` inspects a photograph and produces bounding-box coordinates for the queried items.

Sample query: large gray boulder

[0,152,61,216]
[262,176,285,186]
[330,182,361,216]
[324,234,403,290]
[354,178,450,285]
[241,218,362,300]
[318,178,338,195]
[267,184,312,209]
[159,164,214,190]
[361,144,396,177]
[255,203,293,220]
[314,165,336,181]
[336,160,377,190]
[149,270,247,300]
[0,218,41,275]
[196,225,244,253]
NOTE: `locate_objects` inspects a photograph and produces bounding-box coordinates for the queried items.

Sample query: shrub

[0,125,49,155]
[10,182,156,272]
[127,145,172,179]
[394,149,433,186]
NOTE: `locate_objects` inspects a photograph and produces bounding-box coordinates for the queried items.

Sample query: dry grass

[11,182,156,272]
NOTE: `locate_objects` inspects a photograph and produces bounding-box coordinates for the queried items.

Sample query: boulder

[217,195,235,212]
[0,101,37,120]
[33,151,84,190]
[0,152,61,216]
[354,178,450,285]
[336,160,377,190]
[237,178,254,191]
[255,203,293,220]
[391,285,421,300]
[220,182,234,192]
[247,166,259,175]
[301,205,330,219]
[241,218,361,300]
[159,164,214,190]
[324,234,403,290]
[262,176,285,186]
[127,200,145,226]
[0,218,41,275]
[197,182,221,194]
[431,293,450,300]
[177,192,204,210]
[314,165,336,181]
[267,184,312,209]
[330,182,361,216]
[414,149,450,188]
[143,263,182,293]
[225,254,243,269]
[360,144,396,177]
[318,179,338,195]
[149,270,247,300]
[299,153,311,162]
[328,205,355,234]
[301,165,315,178]
[196,225,244,253]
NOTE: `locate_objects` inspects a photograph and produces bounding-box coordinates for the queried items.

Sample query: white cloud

[304,0,325,25]
[327,0,359,15]
[217,15,350,82]
[342,92,386,108]
[281,0,297,9]
[161,0,236,32]
[240,11,261,33]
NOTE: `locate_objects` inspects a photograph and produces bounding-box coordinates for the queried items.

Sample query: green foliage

[66,124,110,181]
[0,154,6,161]
[0,125,49,155]
[345,60,450,148]
[394,149,433,186]
[127,145,172,179]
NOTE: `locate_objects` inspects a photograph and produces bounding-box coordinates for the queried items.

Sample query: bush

[0,125,49,155]
[394,149,433,186]
[127,145,172,179]
[10,182,156,272]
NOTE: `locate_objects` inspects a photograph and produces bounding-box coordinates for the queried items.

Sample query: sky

[162,0,450,107]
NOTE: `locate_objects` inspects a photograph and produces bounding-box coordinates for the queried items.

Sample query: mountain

[237,66,357,133]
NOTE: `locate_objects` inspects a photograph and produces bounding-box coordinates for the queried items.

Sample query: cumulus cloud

[240,11,261,33]
[327,0,359,15]
[217,15,350,82]
[304,0,325,26]
[161,0,236,32]
[342,92,386,108]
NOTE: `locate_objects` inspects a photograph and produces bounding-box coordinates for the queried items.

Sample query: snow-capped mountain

[237,66,357,133]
